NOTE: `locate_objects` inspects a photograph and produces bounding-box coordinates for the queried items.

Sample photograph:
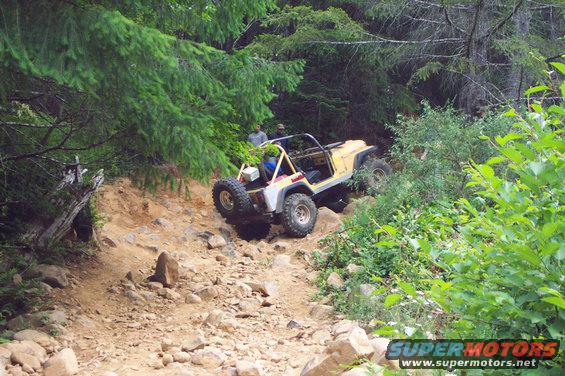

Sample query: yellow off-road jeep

[212,134,390,239]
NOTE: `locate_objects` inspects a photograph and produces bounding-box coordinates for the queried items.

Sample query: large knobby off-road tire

[281,193,317,238]
[212,177,254,220]
[235,222,271,241]
[361,157,392,192]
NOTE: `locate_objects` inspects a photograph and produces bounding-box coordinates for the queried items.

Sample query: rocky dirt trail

[2,179,392,376]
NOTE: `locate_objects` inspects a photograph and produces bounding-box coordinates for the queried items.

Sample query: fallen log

[23,162,104,249]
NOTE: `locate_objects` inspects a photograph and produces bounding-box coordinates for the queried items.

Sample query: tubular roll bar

[261,133,335,177]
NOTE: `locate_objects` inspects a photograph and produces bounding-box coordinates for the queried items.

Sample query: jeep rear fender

[353,146,379,170]
[275,182,314,213]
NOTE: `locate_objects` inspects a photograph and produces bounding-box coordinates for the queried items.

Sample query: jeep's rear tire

[235,222,271,241]
[213,177,254,220]
[281,193,317,238]
[361,157,392,191]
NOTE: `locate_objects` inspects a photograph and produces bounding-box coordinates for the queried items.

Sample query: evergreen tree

[0,0,303,240]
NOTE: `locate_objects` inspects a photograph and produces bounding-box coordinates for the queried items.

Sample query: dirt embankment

[2,178,390,376]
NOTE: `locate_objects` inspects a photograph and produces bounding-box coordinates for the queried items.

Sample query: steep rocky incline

[1,179,394,376]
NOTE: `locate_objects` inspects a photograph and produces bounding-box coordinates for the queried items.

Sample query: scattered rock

[147,282,163,291]
[370,337,400,370]
[272,241,289,252]
[331,320,358,337]
[30,265,69,288]
[10,352,41,372]
[218,318,239,333]
[1,340,47,362]
[234,282,253,297]
[162,354,173,366]
[123,232,136,244]
[287,320,303,329]
[158,288,181,300]
[313,207,342,234]
[43,348,79,376]
[244,281,278,298]
[125,270,143,284]
[149,251,179,288]
[326,272,344,289]
[190,347,226,369]
[271,255,291,268]
[346,264,363,274]
[326,326,375,365]
[181,332,206,352]
[309,304,333,319]
[301,327,373,376]
[153,218,172,228]
[185,293,202,304]
[300,354,339,376]
[173,351,191,363]
[101,236,117,247]
[306,271,318,284]
[39,282,53,295]
[204,310,225,326]
[124,290,145,303]
[262,296,276,307]
[140,291,156,301]
[311,329,332,345]
[358,284,376,298]
[215,254,229,264]
[12,330,51,348]
[195,286,219,301]
[235,360,262,376]
[207,235,227,249]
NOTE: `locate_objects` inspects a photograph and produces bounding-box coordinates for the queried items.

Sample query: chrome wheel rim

[219,191,234,211]
[368,168,386,188]
[294,204,311,225]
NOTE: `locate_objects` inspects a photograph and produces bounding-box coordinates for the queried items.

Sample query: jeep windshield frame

[261,133,335,179]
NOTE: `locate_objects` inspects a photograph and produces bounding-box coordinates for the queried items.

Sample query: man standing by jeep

[269,123,289,150]
[248,124,268,147]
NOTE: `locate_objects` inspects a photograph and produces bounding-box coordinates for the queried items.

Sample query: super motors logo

[386,339,560,369]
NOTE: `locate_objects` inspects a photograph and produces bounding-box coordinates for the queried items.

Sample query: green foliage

[0,256,43,324]
[330,87,564,366]
[249,4,417,144]
[318,101,565,345]
[417,99,564,341]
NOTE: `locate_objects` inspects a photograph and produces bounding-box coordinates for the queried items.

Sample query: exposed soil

[47,178,343,375]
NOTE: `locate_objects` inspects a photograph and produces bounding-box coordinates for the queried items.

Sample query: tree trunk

[458,0,490,115]
[506,6,531,103]
[24,164,104,250]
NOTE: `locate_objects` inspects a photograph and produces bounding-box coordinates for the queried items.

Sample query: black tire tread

[212,177,254,220]
[281,193,317,238]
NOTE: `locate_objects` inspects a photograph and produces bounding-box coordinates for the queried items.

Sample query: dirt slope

[49,178,342,375]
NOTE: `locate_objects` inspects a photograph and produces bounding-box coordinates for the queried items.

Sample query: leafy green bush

[0,254,43,326]
[320,93,564,362]
[416,98,564,342]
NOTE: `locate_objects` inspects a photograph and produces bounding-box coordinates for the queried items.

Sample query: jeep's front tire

[281,193,317,238]
[361,157,392,191]
[212,177,254,220]
[235,222,271,241]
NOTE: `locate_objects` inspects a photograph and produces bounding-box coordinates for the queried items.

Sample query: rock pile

[0,330,78,376]
[300,320,397,376]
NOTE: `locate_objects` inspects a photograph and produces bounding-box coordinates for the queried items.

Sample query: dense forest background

[1,0,564,357]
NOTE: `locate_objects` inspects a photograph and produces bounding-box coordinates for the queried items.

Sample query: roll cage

[237,133,335,186]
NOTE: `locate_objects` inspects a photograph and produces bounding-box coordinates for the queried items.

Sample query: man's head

[255,124,262,133]
[276,123,285,136]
